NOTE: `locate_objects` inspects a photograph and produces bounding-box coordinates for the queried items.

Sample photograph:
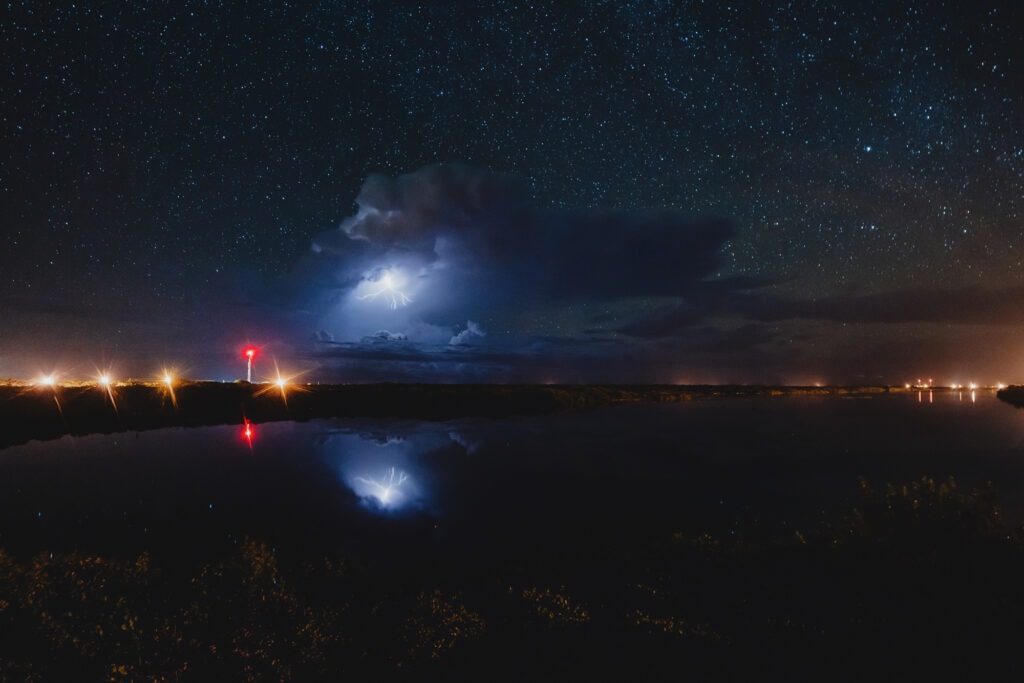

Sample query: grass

[0,475,1021,680]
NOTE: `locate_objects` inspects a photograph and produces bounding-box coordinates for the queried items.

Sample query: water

[3,391,1024,570]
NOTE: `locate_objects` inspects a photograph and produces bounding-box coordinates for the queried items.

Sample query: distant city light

[96,371,117,412]
[161,369,179,409]
[253,362,307,407]
[273,375,290,404]
[35,372,65,416]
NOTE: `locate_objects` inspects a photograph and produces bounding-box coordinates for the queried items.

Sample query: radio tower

[244,347,256,382]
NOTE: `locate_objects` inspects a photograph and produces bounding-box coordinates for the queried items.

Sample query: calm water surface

[3,391,1024,568]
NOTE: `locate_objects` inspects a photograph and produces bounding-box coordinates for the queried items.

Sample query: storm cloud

[245,163,744,381]
[308,164,735,352]
[245,165,1024,385]
[315,164,732,302]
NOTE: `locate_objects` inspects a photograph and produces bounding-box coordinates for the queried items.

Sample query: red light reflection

[242,418,255,449]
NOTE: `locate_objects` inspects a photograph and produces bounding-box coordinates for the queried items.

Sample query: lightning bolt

[355,467,409,504]
[358,271,412,309]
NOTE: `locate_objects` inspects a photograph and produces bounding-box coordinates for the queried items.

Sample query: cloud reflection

[316,426,459,514]
[354,467,410,508]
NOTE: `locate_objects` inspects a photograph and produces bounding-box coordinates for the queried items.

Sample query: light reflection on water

[311,428,452,513]
[3,391,1024,558]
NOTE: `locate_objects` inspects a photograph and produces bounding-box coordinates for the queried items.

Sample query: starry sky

[2,1,1023,384]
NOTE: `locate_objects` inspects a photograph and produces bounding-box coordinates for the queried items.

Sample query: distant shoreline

[0,381,998,450]
[996,385,1024,407]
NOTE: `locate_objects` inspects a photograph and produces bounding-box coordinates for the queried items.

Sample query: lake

[2,389,1023,568]
[4,389,1024,679]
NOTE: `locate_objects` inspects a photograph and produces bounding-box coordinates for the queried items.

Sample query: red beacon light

[242,346,258,382]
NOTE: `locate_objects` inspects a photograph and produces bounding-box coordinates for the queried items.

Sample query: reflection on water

[230,418,448,513]
[3,391,1024,560]
[311,427,458,514]
[241,418,255,450]
[918,388,983,404]
[354,467,409,507]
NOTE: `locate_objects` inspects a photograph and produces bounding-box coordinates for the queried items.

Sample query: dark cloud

[748,285,1024,326]
[304,332,661,384]
[290,163,746,381]
[542,209,733,299]
[314,164,735,316]
[774,282,1024,325]
[302,339,531,383]
[589,281,1024,384]
[609,302,709,339]
[340,164,533,261]
[613,284,1024,343]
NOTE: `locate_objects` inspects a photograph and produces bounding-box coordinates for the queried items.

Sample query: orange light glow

[160,369,179,410]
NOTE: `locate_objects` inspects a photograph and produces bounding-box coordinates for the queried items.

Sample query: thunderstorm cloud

[308,163,735,360]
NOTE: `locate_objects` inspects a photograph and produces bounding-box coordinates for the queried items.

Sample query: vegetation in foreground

[0,475,1021,680]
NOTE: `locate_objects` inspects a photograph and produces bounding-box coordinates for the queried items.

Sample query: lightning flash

[355,467,409,505]
[358,269,412,309]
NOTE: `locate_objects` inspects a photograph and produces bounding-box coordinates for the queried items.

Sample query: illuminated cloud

[310,164,734,343]
[449,320,485,346]
[314,426,465,514]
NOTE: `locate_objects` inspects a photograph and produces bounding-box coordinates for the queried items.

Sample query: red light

[243,347,257,359]
[241,418,255,448]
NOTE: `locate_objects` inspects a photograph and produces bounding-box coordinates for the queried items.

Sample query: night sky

[3,1,1024,384]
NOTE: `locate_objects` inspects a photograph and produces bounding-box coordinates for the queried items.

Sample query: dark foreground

[0,475,1021,680]
[0,381,896,449]
[998,384,1024,408]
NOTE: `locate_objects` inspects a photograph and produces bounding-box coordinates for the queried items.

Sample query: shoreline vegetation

[996,384,1024,407]
[0,381,947,449]
[0,474,1019,679]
